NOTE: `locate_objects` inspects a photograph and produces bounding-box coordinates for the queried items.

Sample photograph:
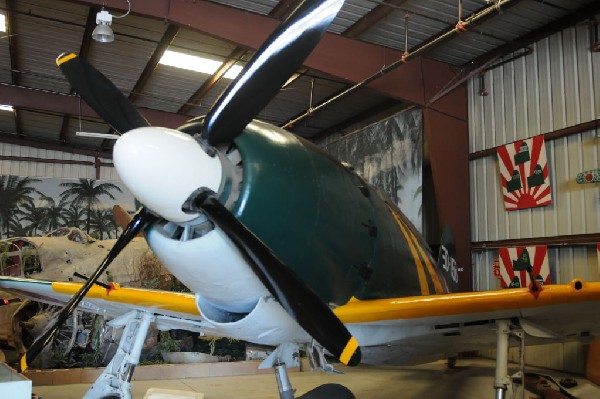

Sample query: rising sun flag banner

[498,246,551,288]
[497,136,552,210]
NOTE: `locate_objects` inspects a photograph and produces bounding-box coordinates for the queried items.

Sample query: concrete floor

[32,358,600,399]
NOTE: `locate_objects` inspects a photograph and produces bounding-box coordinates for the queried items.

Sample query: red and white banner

[498,246,551,288]
[497,136,552,210]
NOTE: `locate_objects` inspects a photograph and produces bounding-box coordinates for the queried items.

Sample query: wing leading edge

[335,279,600,365]
[0,276,201,321]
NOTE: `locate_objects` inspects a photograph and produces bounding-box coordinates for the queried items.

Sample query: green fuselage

[232,122,448,305]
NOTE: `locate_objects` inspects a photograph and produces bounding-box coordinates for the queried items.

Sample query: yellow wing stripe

[56,52,77,66]
[388,205,429,295]
[398,217,444,294]
[51,282,201,316]
[339,336,359,365]
[333,279,600,324]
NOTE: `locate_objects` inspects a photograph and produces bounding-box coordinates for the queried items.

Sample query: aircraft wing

[0,276,208,334]
[334,279,600,365]
[0,276,310,345]
[3,276,600,367]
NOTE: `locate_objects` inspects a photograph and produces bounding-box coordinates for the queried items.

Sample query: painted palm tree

[15,201,46,237]
[107,213,120,239]
[38,195,68,234]
[61,204,86,230]
[8,217,29,237]
[59,179,122,235]
[88,208,113,240]
[0,176,41,238]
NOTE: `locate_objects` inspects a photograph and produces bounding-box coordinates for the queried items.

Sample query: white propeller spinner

[113,127,223,223]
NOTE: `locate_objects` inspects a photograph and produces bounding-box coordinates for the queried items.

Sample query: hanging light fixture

[92,10,114,42]
[91,0,131,43]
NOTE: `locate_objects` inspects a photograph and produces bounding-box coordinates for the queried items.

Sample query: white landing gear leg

[274,361,296,399]
[494,319,511,399]
[494,319,525,399]
[84,310,155,399]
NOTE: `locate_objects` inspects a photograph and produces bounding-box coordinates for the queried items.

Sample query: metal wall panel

[469,23,599,153]
[0,143,114,179]
[469,22,600,372]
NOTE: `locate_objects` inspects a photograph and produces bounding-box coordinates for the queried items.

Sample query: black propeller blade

[19,208,156,372]
[56,52,150,134]
[184,189,361,366]
[203,0,344,145]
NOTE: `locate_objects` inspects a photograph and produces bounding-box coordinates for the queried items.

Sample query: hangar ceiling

[0,0,598,158]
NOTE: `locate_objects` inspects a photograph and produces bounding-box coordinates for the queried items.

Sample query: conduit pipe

[282,0,521,129]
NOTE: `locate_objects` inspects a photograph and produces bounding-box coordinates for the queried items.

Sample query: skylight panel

[159,50,241,79]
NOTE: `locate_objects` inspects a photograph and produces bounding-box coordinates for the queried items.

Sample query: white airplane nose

[113,127,223,223]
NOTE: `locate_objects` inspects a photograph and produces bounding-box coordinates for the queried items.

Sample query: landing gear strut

[271,343,355,399]
[494,319,525,399]
[84,310,154,399]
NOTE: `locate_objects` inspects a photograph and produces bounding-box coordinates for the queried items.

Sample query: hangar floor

[31,358,600,399]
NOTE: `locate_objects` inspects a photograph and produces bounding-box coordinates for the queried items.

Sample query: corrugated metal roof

[0,109,15,133]
[328,0,377,34]
[0,0,11,85]
[13,1,85,93]
[18,110,63,140]
[134,64,213,113]
[208,0,277,15]
[66,115,109,147]
[0,0,597,152]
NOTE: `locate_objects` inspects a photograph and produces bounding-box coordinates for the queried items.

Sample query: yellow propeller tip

[56,53,77,66]
[20,355,28,372]
[339,336,360,366]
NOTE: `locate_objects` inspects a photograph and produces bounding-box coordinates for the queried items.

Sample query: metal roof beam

[178,47,246,115]
[178,1,302,115]
[0,132,113,159]
[5,0,22,137]
[64,0,434,106]
[129,24,179,103]
[0,83,190,128]
[269,0,305,20]
[308,99,403,141]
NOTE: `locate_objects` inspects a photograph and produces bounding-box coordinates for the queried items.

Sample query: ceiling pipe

[283,0,520,129]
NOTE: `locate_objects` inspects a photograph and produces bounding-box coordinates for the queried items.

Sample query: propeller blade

[56,53,150,134]
[203,0,344,145]
[19,207,156,372]
[185,190,361,366]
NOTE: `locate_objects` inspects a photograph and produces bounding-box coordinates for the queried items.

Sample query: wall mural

[320,108,423,231]
[0,175,136,240]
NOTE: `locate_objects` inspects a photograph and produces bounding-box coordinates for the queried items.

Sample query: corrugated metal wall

[0,143,118,180]
[469,23,599,153]
[469,21,600,372]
